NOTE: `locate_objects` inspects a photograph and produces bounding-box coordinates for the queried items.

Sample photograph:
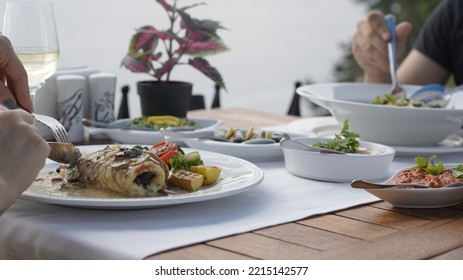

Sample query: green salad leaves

[412,155,463,178]
[313,120,360,153]
[413,155,444,175]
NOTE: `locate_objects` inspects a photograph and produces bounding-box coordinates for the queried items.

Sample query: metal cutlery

[351,179,463,189]
[2,99,70,143]
[385,14,405,98]
[279,138,346,154]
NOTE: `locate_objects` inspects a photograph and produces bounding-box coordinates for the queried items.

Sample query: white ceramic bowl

[281,137,395,182]
[363,164,463,208]
[297,83,463,146]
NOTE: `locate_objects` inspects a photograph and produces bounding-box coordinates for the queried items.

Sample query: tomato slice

[150,141,179,157]
[159,150,179,164]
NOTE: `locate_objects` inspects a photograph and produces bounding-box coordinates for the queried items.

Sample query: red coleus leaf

[121,54,151,73]
[183,39,228,56]
[129,26,158,54]
[189,57,226,91]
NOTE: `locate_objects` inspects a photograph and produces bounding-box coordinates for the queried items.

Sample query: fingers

[352,11,390,76]
[366,10,391,41]
[0,80,16,105]
[0,35,32,112]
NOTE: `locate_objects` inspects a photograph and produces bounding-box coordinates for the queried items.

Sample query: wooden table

[134,108,463,260]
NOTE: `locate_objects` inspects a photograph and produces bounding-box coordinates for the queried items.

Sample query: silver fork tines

[2,99,70,143]
[33,113,71,143]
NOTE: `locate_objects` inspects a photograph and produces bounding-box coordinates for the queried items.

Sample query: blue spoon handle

[385,14,397,71]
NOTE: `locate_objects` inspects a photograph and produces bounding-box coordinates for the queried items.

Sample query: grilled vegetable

[190,165,221,185]
[169,170,204,191]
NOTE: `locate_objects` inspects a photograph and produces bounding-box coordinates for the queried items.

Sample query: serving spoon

[408,84,463,108]
[279,138,346,155]
[351,179,463,189]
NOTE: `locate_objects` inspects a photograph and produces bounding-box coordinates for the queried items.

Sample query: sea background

[0,0,366,117]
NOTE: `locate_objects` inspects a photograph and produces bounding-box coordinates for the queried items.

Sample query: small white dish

[364,164,463,208]
[181,132,305,162]
[288,116,463,156]
[281,137,395,182]
[86,119,222,145]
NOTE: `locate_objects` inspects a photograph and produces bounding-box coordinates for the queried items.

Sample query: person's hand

[0,35,32,112]
[0,106,49,211]
[352,10,412,83]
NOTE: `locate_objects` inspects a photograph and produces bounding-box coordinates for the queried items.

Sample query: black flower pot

[137,81,192,117]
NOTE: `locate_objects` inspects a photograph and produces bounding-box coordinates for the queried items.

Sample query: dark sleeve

[413,0,463,83]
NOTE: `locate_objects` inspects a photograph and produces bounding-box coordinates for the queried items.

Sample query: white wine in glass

[2,1,59,101]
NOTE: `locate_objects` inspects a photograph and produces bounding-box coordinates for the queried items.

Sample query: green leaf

[313,120,360,153]
[412,155,445,175]
[452,165,463,178]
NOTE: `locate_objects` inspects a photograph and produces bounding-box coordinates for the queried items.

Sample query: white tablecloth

[1,150,461,259]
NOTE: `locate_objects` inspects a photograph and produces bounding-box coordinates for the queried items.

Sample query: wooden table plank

[298,213,398,240]
[147,244,253,260]
[372,202,463,221]
[319,216,463,259]
[206,233,322,260]
[254,223,362,250]
[336,205,430,230]
[188,108,298,128]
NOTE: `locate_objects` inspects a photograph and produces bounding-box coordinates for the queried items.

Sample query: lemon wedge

[146,115,181,126]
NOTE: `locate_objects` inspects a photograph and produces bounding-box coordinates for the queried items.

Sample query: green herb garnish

[452,164,463,178]
[372,94,428,107]
[168,151,204,173]
[412,155,445,175]
[313,120,360,153]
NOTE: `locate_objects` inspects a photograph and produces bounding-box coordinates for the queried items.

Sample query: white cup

[56,75,86,143]
[88,73,117,122]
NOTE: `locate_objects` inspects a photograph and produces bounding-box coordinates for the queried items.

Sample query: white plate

[363,164,463,208]
[288,116,463,156]
[181,132,304,162]
[85,119,223,145]
[21,145,264,209]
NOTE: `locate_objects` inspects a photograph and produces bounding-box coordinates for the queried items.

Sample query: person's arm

[398,49,450,85]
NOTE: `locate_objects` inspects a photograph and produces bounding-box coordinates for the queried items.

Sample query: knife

[48,142,82,164]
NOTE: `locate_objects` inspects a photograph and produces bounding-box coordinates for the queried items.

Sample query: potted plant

[121,0,228,117]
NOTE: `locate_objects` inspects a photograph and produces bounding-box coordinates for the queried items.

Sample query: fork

[2,99,71,143]
[385,14,405,98]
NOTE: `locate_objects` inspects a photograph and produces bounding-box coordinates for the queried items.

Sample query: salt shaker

[89,73,117,122]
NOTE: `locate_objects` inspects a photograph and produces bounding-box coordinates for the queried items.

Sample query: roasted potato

[190,165,221,185]
[169,170,204,191]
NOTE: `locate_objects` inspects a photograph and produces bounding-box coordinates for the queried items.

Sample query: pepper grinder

[211,83,221,108]
[117,85,130,119]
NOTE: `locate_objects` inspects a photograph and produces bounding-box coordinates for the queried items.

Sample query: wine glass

[2,1,59,104]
